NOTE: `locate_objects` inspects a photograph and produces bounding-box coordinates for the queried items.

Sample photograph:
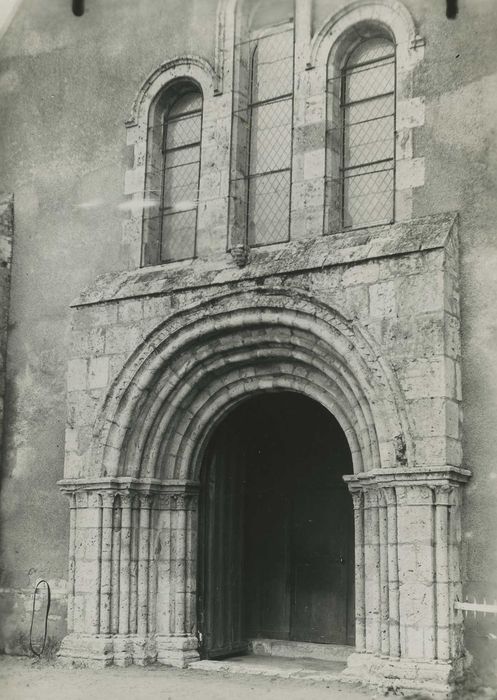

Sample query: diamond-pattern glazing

[343,169,394,228]
[344,114,394,166]
[162,161,199,209]
[344,95,394,125]
[160,90,202,261]
[341,36,395,229]
[168,92,202,118]
[250,99,292,173]
[161,210,197,262]
[248,171,290,245]
[166,114,201,150]
[347,37,394,67]
[251,28,293,103]
[345,60,395,103]
[245,23,294,246]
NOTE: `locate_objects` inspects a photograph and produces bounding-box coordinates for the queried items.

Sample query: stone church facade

[0,0,496,697]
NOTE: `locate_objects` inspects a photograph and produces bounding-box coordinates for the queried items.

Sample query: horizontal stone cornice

[58,477,200,495]
[72,212,457,308]
[344,465,471,490]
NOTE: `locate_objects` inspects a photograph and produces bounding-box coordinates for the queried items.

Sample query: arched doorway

[197,391,355,659]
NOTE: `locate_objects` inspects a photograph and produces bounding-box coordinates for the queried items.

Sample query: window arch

[327,30,396,232]
[143,82,203,264]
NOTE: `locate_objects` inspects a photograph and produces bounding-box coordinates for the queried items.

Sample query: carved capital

[380,485,397,507]
[349,488,363,511]
[431,483,454,507]
[99,491,117,509]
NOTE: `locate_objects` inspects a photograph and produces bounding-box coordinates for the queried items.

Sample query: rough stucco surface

[0,0,495,689]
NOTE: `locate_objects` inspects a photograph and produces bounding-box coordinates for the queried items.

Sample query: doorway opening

[197,391,355,659]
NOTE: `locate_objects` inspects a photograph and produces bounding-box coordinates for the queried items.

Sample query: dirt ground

[0,655,379,700]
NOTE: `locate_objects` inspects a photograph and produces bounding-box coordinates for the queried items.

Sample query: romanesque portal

[58,223,470,695]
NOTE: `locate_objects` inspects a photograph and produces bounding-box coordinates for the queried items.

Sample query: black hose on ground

[29,580,51,659]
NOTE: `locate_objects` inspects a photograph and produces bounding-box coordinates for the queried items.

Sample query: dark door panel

[198,393,355,657]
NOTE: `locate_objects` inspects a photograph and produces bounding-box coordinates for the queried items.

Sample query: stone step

[249,638,354,663]
[189,655,347,683]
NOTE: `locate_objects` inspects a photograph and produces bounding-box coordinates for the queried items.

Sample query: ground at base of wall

[1,656,496,700]
[0,655,369,700]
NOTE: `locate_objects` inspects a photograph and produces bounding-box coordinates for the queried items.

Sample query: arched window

[160,88,203,262]
[247,26,293,246]
[143,83,203,265]
[338,36,396,230]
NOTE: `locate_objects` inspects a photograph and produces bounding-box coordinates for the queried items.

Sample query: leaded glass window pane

[247,25,293,246]
[341,37,395,229]
[250,100,292,174]
[161,210,197,262]
[248,171,291,246]
[160,89,202,262]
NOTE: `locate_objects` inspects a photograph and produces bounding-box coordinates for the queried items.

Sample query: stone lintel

[72,212,457,308]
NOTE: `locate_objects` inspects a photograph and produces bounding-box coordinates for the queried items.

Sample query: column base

[343,652,471,697]
[57,633,158,668]
[57,634,115,668]
[156,635,200,668]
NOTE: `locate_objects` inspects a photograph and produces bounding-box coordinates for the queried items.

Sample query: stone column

[433,484,452,661]
[378,489,390,657]
[155,484,200,668]
[99,491,115,636]
[396,483,437,660]
[383,486,400,658]
[350,489,366,652]
[66,493,77,634]
[363,488,381,654]
[58,480,159,668]
[343,467,470,697]
[137,494,151,637]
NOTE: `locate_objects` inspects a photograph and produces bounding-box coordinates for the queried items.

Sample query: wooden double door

[197,393,355,658]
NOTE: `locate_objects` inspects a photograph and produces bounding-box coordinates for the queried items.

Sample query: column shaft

[435,489,451,661]
[118,496,132,635]
[99,493,114,635]
[351,490,366,652]
[67,494,77,633]
[386,488,400,657]
[364,489,381,654]
[137,497,151,637]
[378,493,390,656]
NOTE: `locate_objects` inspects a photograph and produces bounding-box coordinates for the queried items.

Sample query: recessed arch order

[92,287,413,482]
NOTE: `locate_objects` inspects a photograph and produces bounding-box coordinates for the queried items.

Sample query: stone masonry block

[88,356,110,390]
[397,97,426,130]
[396,157,425,190]
[398,272,444,316]
[67,358,88,391]
[118,299,143,323]
[104,324,143,355]
[343,262,380,287]
[124,166,145,195]
[397,357,446,399]
[369,281,397,318]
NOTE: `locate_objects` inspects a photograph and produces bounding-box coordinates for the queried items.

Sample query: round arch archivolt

[92,287,413,482]
[59,286,469,682]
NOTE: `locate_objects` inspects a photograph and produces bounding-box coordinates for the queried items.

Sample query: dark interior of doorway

[197,391,355,659]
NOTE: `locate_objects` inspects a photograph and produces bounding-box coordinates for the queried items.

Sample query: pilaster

[343,466,470,696]
[57,477,200,668]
